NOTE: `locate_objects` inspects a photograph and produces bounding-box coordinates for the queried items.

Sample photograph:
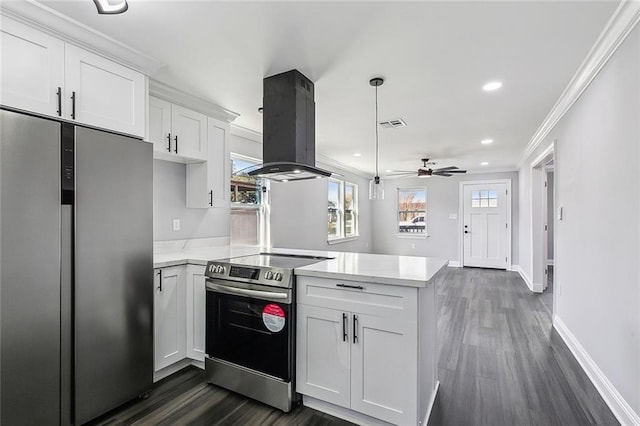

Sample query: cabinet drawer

[296,276,416,319]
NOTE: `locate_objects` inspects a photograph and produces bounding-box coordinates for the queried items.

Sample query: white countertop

[294,252,448,287]
[154,244,448,287]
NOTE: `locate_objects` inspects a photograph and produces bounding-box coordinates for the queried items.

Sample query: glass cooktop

[224,253,333,270]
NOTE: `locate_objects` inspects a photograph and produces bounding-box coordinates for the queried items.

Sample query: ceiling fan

[386,158,467,178]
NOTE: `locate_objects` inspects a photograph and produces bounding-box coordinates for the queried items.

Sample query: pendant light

[369,77,385,200]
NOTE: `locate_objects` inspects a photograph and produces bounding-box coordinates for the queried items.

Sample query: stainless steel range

[204,253,331,412]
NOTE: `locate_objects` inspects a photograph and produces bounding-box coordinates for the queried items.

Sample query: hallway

[429,267,618,425]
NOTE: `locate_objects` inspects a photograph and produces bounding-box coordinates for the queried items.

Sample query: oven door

[205,279,293,381]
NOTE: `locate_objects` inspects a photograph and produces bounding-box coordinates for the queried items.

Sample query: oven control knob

[265,271,273,280]
[215,265,225,274]
[274,272,283,281]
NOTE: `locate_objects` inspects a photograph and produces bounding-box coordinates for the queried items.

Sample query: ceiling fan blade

[434,166,459,171]
[433,173,453,177]
[444,170,467,173]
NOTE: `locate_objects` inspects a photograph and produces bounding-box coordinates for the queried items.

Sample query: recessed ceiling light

[481,139,494,145]
[480,162,489,166]
[282,179,289,182]
[293,169,301,174]
[385,169,393,173]
[93,0,128,14]
[482,81,502,91]
[353,153,362,157]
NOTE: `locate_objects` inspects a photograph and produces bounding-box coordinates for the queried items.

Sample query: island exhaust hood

[247,70,331,182]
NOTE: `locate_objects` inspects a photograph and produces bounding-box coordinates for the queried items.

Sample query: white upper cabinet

[0,16,64,117]
[148,96,172,154]
[65,44,145,137]
[0,14,146,137]
[170,104,208,160]
[148,96,208,162]
[186,117,230,208]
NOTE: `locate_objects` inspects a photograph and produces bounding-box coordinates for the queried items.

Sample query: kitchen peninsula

[153,242,447,426]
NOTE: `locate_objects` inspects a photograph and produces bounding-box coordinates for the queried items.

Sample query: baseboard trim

[516,266,535,292]
[508,264,519,272]
[532,281,544,293]
[153,358,204,382]
[448,261,461,268]
[422,381,440,426]
[553,315,640,426]
[302,396,393,426]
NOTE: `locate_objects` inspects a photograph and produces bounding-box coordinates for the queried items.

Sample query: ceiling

[40,0,619,175]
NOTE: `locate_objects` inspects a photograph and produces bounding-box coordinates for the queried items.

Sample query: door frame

[458,179,512,269]
[530,143,555,293]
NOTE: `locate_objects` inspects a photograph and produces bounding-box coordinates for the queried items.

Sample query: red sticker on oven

[262,304,286,333]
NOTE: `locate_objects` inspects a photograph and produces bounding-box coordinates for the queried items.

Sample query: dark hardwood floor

[428,267,618,426]
[91,267,617,426]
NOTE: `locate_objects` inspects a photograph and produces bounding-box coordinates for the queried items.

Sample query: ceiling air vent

[379,118,407,129]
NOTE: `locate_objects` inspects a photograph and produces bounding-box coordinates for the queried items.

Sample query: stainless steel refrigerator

[1,109,153,425]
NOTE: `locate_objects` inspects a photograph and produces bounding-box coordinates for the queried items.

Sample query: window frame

[230,153,269,246]
[327,178,359,243]
[396,186,428,239]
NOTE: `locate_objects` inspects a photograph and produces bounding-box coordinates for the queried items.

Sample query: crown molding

[230,124,263,143]
[316,154,372,180]
[149,80,240,123]
[0,0,164,75]
[519,0,640,168]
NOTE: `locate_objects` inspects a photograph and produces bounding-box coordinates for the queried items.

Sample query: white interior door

[463,183,508,269]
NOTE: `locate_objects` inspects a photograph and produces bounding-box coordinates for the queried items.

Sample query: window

[398,188,426,234]
[471,189,498,208]
[230,155,266,246]
[328,179,358,240]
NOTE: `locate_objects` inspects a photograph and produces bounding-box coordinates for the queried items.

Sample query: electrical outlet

[172,219,181,231]
[411,243,416,249]
[449,213,457,220]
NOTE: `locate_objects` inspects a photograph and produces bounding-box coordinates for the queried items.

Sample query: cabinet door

[350,313,418,425]
[154,267,186,371]
[186,265,206,362]
[207,118,230,207]
[0,16,64,117]
[65,44,145,137]
[186,117,229,208]
[148,97,172,154]
[171,104,207,160]
[296,304,351,408]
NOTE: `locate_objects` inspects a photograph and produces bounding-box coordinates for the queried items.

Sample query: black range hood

[248,70,331,182]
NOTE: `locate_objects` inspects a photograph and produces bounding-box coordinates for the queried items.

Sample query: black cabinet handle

[353,315,358,344]
[157,270,162,292]
[174,134,178,153]
[342,313,348,342]
[70,91,76,120]
[166,133,171,152]
[56,87,62,116]
[336,283,364,290]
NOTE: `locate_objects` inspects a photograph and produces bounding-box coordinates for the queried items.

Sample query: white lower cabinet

[154,266,186,371]
[296,305,351,408]
[296,276,423,425]
[154,264,207,374]
[186,265,206,361]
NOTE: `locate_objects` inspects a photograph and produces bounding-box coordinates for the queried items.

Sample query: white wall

[519,25,640,420]
[269,163,373,252]
[153,159,230,241]
[547,171,554,261]
[371,172,519,264]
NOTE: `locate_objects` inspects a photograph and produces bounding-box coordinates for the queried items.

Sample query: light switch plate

[449,213,457,220]
[557,207,563,221]
[172,218,181,231]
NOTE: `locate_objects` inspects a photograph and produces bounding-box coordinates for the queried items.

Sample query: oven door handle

[206,281,289,300]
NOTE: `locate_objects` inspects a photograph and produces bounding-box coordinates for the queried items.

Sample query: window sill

[327,236,359,245]
[395,233,429,239]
